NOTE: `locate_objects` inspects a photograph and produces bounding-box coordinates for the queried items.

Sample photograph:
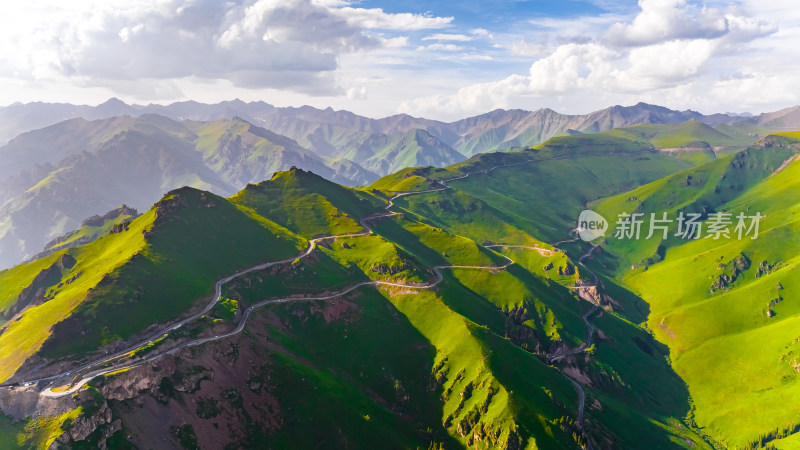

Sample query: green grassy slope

[5,167,388,383]
[34,205,139,257]
[0,187,304,382]
[393,189,550,248]
[369,150,711,447]
[389,288,580,449]
[369,138,712,445]
[623,159,800,446]
[39,188,304,360]
[223,212,585,448]
[51,208,137,248]
[592,143,800,272]
[249,288,458,449]
[230,167,384,237]
[0,253,64,321]
[610,121,750,149]
[0,210,150,382]
[0,413,21,448]
[450,138,690,243]
[369,132,692,246]
[367,166,443,192]
[337,214,706,447]
[588,139,800,446]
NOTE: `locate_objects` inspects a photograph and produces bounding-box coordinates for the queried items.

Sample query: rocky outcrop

[101,360,176,401]
[370,262,410,276]
[55,403,121,448]
[558,263,576,276]
[578,286,604,305]
[173,365,214,393]
[756,260,778,277]
[754,135,800,149]
[109,221,130,234]
[711,252,751,293]
[152,190,190,226]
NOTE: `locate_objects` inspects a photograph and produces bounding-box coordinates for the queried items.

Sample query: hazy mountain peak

[99,97,127,107]
[93,98,135,117]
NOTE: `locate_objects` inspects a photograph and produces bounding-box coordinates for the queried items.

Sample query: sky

[0,0,796,121]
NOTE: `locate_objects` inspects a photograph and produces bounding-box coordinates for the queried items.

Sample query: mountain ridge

[0,99,793,155]
[0,98,789,273]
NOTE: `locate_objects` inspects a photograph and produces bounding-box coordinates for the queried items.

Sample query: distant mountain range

[0,99,798,270]
[4,98,800,154]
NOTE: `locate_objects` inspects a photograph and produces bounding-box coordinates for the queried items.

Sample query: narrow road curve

[570,378,586,429]
[548,304,599,363]
[547,241,602,449]
[484,244,554,257]
[577,244,600,286]
[17,152,608,448]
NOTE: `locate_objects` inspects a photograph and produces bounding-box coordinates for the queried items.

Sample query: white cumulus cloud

[417,43,464,52]
[400,0,781,119]
[332,6,452,30]
[0,0,452,98]
[604,0,728,46]
[422,33,474,41]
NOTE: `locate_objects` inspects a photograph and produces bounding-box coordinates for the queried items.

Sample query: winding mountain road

[548,241,601,447]
[11,153,607,447]
[484,244,554,257]
[28,174,513,396]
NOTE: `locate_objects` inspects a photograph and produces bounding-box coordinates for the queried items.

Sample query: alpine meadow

[1,1,799,449]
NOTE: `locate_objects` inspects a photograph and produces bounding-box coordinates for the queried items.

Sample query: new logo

[577,210,608,242]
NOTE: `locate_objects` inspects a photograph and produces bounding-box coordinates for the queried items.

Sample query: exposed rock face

[109,222,129,234]
[0,385,76,420]
[502,304,542,354]
[756,260,777,277]
[370,262,410,276]
[59,253,77,269]
[81,215,106,228]
[711,252,751,293]
[56,403,121,447]
[101,359,177,401]
[172,366,215,393]
[755,135,799,149]
[0,385,122,449]
[579,286,604,305]
[152,189,190,226]
[92,334,284,449]
[558,263,575,276]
